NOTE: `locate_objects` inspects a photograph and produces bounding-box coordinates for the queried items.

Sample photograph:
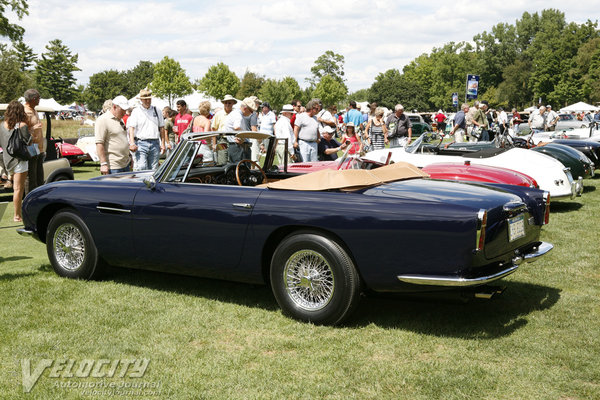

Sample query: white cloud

[8,0,598,92]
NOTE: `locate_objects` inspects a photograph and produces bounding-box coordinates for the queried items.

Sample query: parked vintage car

[531,143,595,179]
[365,132,581,199]
[18,131,553,325]
[284,151,539,189]
[556,113,591,130]
[56,140,87,165]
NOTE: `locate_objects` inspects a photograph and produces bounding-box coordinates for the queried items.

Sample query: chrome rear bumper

[397,242,553,287]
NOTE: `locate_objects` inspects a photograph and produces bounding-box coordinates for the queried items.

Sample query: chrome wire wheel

[284,250,335,311]
[52,223,86,271]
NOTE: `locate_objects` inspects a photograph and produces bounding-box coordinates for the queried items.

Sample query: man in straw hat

[212,94,237,132]
[127,89,165,171]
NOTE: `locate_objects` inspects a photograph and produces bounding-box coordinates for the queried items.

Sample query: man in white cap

[95,95,132,174]
[274,104,296,163]
[127,89,165,171]
[225,97,256,162]
[212,94,237,131]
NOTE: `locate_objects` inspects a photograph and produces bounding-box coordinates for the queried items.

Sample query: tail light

[543,191,550,225]
[475,209,487,251]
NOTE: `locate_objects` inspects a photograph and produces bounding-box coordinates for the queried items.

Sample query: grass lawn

[0,162,599,399]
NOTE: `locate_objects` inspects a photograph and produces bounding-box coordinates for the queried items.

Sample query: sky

[6,0,599,93]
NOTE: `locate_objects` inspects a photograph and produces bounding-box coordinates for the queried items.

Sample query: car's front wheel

[46,210,102,279]
[270,232,361,325]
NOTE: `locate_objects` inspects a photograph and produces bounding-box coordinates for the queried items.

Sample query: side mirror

[143,175,157,190]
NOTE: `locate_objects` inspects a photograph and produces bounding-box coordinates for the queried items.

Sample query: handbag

[6,126,32,161]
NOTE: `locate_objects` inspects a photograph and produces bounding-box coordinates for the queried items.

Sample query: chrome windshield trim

[397,265,519,287]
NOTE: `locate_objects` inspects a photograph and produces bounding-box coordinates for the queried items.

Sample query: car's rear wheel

[46,210,102,279]
[270,232,361,325]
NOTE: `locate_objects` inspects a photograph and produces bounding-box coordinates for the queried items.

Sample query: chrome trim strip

[17,228,34,237]
[397,265,519,287]
[523,242,553,263]
[232,203,253,209]
[96,206,131,213]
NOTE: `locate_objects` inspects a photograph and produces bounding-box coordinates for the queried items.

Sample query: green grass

[1,166,599,399]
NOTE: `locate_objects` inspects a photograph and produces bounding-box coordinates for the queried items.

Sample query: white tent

[17,97,69,112]
[559,101,599,113]
[524,105,538,112]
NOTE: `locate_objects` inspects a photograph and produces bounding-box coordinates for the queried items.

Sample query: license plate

[508,214,525,242]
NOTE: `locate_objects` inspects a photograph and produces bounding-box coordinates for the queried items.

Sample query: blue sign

[466,74,479,100]
[452,92,458,106]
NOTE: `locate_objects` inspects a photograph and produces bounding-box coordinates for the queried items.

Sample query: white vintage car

[364,132,581,200]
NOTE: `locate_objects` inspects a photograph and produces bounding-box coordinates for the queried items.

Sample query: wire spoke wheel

[53,223,86,271]
[284,250,335,311]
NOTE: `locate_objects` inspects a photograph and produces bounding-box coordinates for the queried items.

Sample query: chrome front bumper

[397,242,553,287]
[17,228,35,237]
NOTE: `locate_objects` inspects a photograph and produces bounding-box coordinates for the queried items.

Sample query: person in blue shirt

[343,101,363,128]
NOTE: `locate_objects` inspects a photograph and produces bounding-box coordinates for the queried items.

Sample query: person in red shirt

[174,100,193,142]
[434,110,447,132]
[290,99,301,129]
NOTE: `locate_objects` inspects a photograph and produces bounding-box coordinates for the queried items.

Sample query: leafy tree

[0,47,34,102]
[83,70,128,111]
[258,76,302,112]
[35,39,80,104]
[349,88,370,102]
[149,56,192,107]
[312,74,347,108]
[12,40,35,71]
[308,51,345,87]
[497,58,533,109]
[0,0,28,41]
[123,61,154,98]
[237,70,265,99]
[197,62,240,101]
[370,68,429,111]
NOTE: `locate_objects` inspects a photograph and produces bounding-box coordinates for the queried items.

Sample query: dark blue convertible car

[18,131,553,325]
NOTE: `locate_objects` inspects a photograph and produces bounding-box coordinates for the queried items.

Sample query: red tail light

[543,191,550,225]
[476,209,487,251]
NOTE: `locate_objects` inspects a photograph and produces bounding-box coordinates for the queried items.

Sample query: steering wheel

[235,159,268,186]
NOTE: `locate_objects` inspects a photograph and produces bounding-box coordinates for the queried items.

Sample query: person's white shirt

[126,104,164,140]
[258,110,276,134]
[498,110,508,125]
[275,114,294,152]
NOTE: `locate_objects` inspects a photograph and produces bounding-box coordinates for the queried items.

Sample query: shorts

[10,159,28,174]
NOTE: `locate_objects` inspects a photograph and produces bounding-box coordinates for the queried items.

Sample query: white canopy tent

[559,101,599,113]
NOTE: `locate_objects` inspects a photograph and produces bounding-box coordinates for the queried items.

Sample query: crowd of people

[91,91,418,177]
[4,87,599,222]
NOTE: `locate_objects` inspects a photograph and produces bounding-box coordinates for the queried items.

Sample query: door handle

[232,203,253,209]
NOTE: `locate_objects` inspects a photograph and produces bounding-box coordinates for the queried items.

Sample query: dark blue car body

[18,131,553,324]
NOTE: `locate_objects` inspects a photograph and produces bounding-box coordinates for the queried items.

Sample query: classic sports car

[18,131,553,325]
[365,132,581,199]
[285,153,539,188]
[531,143,595,179]
[55,140,87,165]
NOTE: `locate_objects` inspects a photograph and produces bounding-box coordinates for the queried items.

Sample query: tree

[308,51,345,87]
[258,76,302,112]
[237,70,265,99]
[312,75,347,107]
[0,0,28,41]
[12,40,35,71]
[35,39,80,104]
[123,60,154,98]
[0,47,34,102]
[149,56,193,107]
[370,69,429,111]
[196,62,240,101]
[348,88,371,102]
[83,70,127,111]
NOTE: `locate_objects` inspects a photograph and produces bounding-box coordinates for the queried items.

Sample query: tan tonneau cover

[266,161,429,191]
